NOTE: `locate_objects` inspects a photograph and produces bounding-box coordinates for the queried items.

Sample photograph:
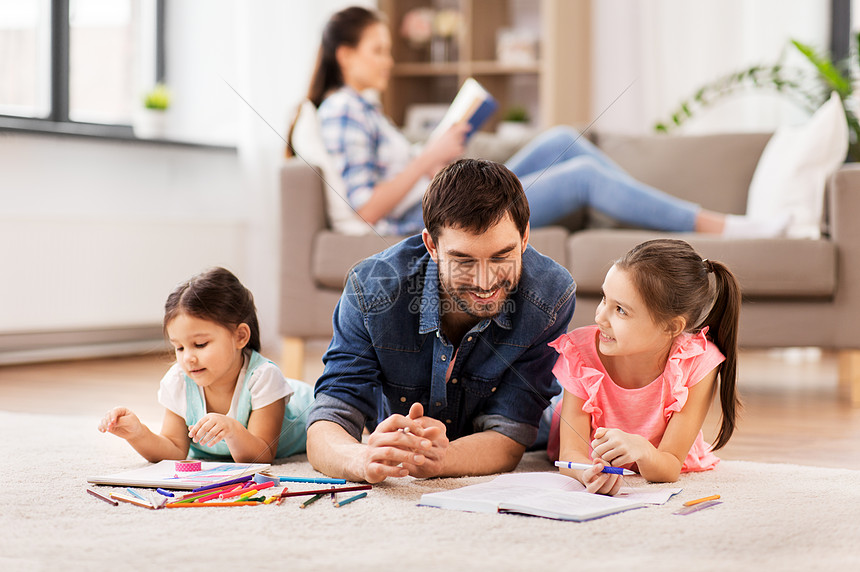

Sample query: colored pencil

[175,482,241,503]
[334,492,367,507]
[278,484,372,499]
[165,501,261,508]
[194,487,239,503]
[87,488,118,506]
[215,484,244,499]
[190,475,253,493]
[300,493,324,509]
[126,487,148,502]
[110,492,155,509]
[267,476,347,485]
[219,486,254,500]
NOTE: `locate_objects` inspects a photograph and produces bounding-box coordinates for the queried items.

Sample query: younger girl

[548,239,741,495]
[98,267,313,463]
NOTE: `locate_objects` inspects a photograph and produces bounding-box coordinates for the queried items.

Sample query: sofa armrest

[828,164,860,341]
[279,159,328,335]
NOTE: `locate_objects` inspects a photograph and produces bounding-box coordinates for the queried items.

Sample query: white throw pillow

[746,91,848,239]
[289,100,372,235]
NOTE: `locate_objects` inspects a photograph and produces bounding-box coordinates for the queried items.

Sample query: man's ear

[234,323,252,349]
[422,228,439,262]
[521,222,530,252]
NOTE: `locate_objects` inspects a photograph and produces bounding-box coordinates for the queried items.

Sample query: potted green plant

[655,34,860,161]
[134,83,171,139]
[497,105,532,140]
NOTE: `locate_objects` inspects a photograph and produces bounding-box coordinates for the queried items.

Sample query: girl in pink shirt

[548,239,741,495]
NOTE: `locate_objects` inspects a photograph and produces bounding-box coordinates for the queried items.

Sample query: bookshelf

[378,0,590,132]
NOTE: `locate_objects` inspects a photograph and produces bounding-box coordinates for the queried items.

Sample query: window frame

[0,0,165,140]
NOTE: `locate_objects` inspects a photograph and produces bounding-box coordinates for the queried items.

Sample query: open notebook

[419,472,680,522]
[87,460,269,490]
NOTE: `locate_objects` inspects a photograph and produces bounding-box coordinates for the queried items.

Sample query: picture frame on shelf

[496,28,539,66]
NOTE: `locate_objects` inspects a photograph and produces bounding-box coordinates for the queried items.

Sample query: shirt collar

[341,85,382,110]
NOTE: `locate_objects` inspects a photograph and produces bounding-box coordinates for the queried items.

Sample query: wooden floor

[1,342,858,470]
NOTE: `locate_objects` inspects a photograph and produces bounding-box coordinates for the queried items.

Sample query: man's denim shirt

[306,235,576,447]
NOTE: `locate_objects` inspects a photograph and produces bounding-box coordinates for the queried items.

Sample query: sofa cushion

[567,230,836,299]
[291,101,372,236]
[594,132,772,216]
[746,91,848,239]
[311,227,571,290]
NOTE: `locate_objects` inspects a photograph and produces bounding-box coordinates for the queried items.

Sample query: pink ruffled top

[547,325,725,472]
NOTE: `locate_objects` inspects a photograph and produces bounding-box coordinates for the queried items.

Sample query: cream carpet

[1,410,858,572]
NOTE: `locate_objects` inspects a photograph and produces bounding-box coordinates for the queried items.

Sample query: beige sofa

[279,131,860,405]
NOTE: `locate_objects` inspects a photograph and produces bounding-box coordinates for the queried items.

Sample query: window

[0,0,163,137]
[0,1,51,119]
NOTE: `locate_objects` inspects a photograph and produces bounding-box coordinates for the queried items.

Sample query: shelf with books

[380,0,589,133]
[467,61,541,75]
[391,62,462,77]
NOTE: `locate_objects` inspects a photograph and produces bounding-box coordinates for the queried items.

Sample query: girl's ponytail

[700,259,742,449]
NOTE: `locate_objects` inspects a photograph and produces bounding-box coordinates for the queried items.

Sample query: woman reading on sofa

[292,5,787,238]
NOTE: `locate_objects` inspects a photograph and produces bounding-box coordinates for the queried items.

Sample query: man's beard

[438,271,520,320]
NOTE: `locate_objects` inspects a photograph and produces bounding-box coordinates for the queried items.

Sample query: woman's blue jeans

[505,126,700,231]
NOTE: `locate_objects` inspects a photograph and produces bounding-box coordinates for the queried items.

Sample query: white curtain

[591,0,830,134]
[231,0,367,347]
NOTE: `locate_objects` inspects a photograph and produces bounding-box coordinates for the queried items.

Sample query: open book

[428,77,498,142]
[87,460,269,490]
[419,472,678,522]
[390,78,498,218]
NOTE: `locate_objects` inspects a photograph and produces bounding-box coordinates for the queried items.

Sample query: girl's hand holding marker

[554,460,636,476]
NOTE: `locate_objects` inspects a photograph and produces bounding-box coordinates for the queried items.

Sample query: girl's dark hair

[163,267,261,353]
[615,239,741,449]
[286,6,383,157]
[423,158,530,241]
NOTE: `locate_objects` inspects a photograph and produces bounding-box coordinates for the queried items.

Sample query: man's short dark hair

[422,158,530,241]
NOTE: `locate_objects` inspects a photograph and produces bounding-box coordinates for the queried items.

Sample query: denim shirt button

[400,396,407,402]
[440,355,447,361]
[435,401,442,407]
[491,387,497,392]
[467,336,473,342]
[450,378,458,384]
[446,419,452,424]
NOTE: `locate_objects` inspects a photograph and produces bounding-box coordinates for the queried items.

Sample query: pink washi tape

[175,460,202,472]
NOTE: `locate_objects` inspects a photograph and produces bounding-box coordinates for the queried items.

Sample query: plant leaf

[791,39,851,95]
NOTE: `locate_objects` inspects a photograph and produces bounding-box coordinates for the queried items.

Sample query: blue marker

[555,460,636,476]
[155,488,175,497]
